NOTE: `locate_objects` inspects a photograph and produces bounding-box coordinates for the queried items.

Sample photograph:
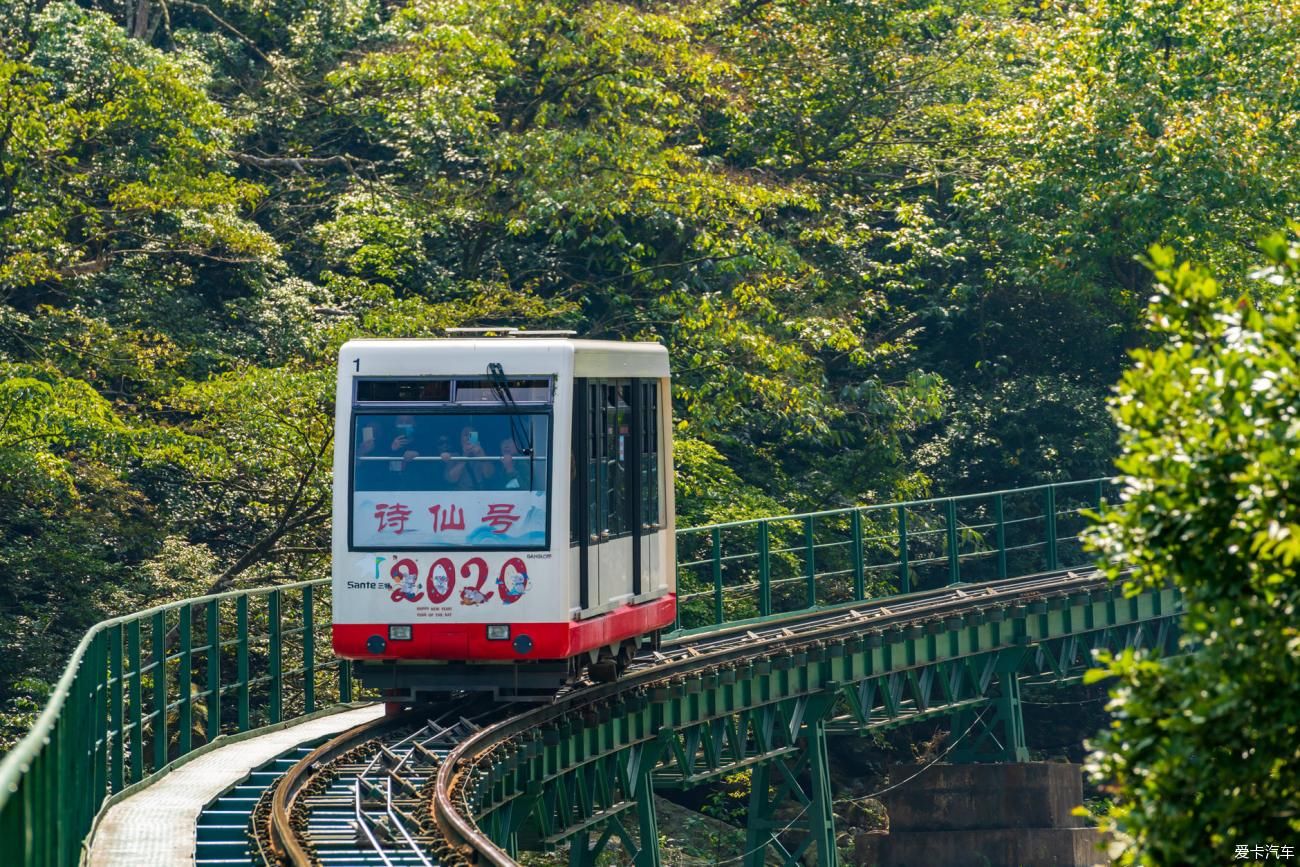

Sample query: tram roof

[339,338,670,378]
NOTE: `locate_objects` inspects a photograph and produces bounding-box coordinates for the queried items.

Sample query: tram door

[598,381,633,605]
[637,380,663,596]
[573,380,599,612]
[573,378,661,614]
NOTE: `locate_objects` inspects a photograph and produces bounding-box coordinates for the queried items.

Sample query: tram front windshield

[351,412,549,549]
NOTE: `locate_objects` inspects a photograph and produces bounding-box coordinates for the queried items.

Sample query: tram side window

[573,377,657,543]
[571,385,581,546]
[587,382,602,540]
[605,383,630,537]
[641,381,659,528]
[569,379,593,546]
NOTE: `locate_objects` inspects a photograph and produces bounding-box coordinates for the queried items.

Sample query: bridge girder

[468,585,1180,865]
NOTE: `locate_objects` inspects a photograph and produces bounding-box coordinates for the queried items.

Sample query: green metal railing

[0,477,1115,866]
[671,478,1113,633]
[0,578,353,867]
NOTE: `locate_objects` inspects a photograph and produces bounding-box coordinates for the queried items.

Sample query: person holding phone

[390,415,419,457]
[358,414,422,466]
[497,437,532,490]
[441,425,496,489]
[355,414,426,489]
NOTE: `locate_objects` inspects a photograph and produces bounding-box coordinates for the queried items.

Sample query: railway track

[262,568,1122,866]
[257,700,514,866]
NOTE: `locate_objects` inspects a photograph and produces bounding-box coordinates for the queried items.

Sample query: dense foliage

[1086,234,1300,865]
[2,0,1298,762]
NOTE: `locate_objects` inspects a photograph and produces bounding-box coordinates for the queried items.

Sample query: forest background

[1,0,1298,751]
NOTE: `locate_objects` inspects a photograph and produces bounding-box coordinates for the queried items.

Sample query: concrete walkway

[87,704,385,866]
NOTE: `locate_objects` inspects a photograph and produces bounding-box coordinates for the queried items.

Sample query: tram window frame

[571,385,581,548]
[588,382,602,541]
[454,379,552,403]
[570,377,662,546]
[355,379,451,403]
[353,377,554,405]
[604,382,631,538]
[571,379,592,549]
[346,376,557,551]
[641,381,659,529]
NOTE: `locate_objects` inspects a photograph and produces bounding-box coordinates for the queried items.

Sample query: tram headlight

[365,635,386,654]
[388,625,412,641]
[486,624,511,641]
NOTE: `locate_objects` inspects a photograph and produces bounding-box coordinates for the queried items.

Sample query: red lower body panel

[333,594,676,661]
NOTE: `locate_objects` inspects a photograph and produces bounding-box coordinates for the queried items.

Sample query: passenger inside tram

[353,414,547,493]
[440,425,497,490]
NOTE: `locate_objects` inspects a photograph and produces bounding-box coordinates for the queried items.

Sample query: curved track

[260,700,512,866]
[266,568,1121,865]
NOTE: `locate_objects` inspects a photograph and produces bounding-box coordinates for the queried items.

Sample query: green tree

[9,0,1300,756]
[0,3,274,305]
[165,365,336,593]
[0,366,162,747]
[899,0,1300,492]
[1085,232,1300,864]
[317,0,954,507]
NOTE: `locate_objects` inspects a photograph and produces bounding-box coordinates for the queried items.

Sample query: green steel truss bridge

[0,478,1182,867]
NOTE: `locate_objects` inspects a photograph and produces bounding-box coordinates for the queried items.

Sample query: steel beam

[466,584,1181,866]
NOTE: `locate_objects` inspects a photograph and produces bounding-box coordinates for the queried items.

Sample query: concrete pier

[856,762,1106,867]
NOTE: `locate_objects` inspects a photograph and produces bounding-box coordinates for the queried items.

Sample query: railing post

[152,611,167,771]
[127,619,142,783]
[15,746,34,864]
[67,660,83,860]
[339,658,353,703]
[237,595,250,731]
[897,505,911,594]
[109,623,124,793]
[804,515,816,608]
[711,528,723,626]
[946,498,960,584]
[206,600,221,743]
[92,632,108,810]
[302,585,315,714]
[851,510,865,601]
[62,665,75,863]
[80,655,92,837]
[179,604,193,756]
[1045,486,1059,571]
[995,494,1007,580]
[1094,478,1104,512]
[758,521,772,617]
[270,589,283,724]
[57,664,73,866]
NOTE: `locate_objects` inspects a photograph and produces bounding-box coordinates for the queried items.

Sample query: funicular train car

[331,331,676,700]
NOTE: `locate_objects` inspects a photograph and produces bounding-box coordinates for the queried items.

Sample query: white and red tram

[331,333,676,699]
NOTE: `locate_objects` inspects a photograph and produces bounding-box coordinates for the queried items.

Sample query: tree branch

[169,0,274,67]
[235,152,375,174]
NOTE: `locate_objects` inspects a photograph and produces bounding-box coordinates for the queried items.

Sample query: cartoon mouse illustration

[496,558,529,604]
[389,559,423,603]
[460,586,490,605]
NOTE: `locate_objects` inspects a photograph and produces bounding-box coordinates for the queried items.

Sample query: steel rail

[665,568,1094,642]
[0,478,1111,867]
[265,699,514,866]
[266,711,412,865]
[432,567,1125,864]
[252,568,1131,865]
